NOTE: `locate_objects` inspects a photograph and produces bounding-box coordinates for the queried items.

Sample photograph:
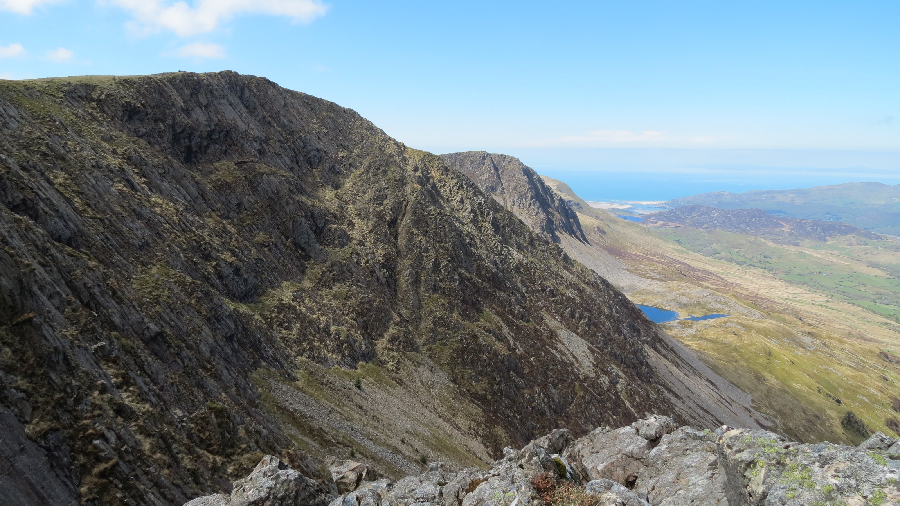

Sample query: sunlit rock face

[188,417,900,506]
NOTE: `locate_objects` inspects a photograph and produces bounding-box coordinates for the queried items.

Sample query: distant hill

[665,182,900,236]
[644,205,880,244]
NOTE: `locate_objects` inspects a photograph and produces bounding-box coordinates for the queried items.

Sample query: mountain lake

[636,304,728,323]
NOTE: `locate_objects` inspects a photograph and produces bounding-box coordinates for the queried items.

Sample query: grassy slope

[657,228,900,323]
[543,177,900,444]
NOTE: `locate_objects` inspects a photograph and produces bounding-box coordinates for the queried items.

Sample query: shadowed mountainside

[0,73,762,506]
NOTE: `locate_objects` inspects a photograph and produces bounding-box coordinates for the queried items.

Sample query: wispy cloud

[0,42,26,59]
[0,0,60,14]
[108,0,329,37]
[583,130,668,142]
[538,129,669,147]
[873,115,894,126]
[0,71,16,79]
[174,41,226,59]
[529,129,744,148]
[46,47,73,62]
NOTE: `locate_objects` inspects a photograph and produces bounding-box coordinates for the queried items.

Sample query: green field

[656,228,900,323]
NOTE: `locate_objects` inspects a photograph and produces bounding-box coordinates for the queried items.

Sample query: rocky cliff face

[187,415,900,506]
[1,72,756,506]
[441,153,768,431]
[439,152,586,244]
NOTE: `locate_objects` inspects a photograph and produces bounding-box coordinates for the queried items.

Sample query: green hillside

[542,176,900,444]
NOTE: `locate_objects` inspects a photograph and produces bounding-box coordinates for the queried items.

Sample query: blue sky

[1,0,898,199]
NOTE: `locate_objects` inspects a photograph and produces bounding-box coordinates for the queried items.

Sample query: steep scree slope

[2,72,749,506]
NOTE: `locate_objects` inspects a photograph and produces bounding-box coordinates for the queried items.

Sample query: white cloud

[175,41,226,59]
[108,0,329,37]
[0,72,15,79]
[0,0,60,14]
[0,42,26,59]
[46,47,73,62]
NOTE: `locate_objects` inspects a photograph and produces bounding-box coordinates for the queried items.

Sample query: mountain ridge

[438,151,587,244]
[0,72,761,505]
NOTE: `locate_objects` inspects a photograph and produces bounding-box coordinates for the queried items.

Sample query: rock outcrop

[439,151,587,244]
[191,416,900,506]
[184,455,336,506]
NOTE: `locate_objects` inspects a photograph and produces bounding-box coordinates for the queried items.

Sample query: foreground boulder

[326,459,372,495]
[185,456,336,506]
[186,417,900,506]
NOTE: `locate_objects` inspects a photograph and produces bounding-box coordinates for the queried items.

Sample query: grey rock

[566,425,650,486]
[461,430,581,506]
[186,456,335,506]
[184,494,229,506]
[631,415,678,441]
[585,479,650,506]
[191,416,900,506]
[634,427,727,506]
[859,432,898,452]
[328,459,370,494]
[889,441,900,460]
[717,427,900,505]
[327,479,391,506]
[327,465,486,506]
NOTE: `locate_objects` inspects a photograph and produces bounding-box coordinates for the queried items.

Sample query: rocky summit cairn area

[185,416,900,506]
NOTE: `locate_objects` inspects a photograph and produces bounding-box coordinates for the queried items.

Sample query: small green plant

[870,488,887,506]
[552,457,568,479]
[419,455,427,465]
[349,448,355,458]
[205,401,227,413]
